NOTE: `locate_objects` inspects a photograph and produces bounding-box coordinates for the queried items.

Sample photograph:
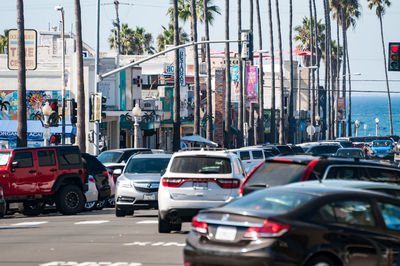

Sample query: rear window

[227,190,315,213]
[170,156,232,174]
[245,162,307,187]
[125,158,170,174]
[97,151,123,164]
[308,145,339,155]
[276,146,292,154]
[0,152,11,166]
[252,150,264,159]
[239,151,250,160]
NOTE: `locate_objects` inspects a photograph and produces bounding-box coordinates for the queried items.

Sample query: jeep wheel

[21,201,45,217]
[56,185,84,215]
[158,212,171,233]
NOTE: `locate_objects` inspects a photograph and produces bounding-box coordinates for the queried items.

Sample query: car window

[263,150,274,158]
[377,202,400,230]
[244,162,307,187]
[38,150,56,166]
[125,158,171,174]
[309,145,339,155]
[325,167,359,180]
[170,156,232,174]
[0,152,11,166]
[227,190,315,213]
[239,151,250,160]
[13,152,33,168]
[364,167,400,184]
[276,146,292,154]
[314,200,375,227]
[97,151,123,164]
[252,150,264,160]
[58,148,81,168]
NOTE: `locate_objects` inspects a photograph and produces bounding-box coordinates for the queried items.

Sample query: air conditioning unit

[142,99,157,111]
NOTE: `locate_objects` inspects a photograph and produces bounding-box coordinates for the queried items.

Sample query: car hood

[103,162,125,168]
[121,173,162,182]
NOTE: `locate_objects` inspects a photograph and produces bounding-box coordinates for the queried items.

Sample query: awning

[0,120,76,141]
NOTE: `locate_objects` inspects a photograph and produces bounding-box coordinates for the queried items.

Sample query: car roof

[101,148,151,153]
[173,150,233,158]
[130,153,172,159]
[0,145,80,152]
[287,180,400,191]
[337,148,363,151]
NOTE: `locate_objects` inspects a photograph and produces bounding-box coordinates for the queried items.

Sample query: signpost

[7,29,37,70]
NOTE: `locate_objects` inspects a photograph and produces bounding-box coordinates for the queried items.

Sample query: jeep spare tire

[56,184,84,215]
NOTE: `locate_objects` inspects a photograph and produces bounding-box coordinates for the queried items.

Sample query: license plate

[193,181,208,189]
[143,193,156,200]
[215,226,237,241]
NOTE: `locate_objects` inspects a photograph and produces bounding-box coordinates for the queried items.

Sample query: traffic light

[101,95,107,120]
[70,99,77,124]
[90,92,106,123]
[47,99,59,127]
[389,42,400,71]
[241,30,253,61]
[50,133,61,145]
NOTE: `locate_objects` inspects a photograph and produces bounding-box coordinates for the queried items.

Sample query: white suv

[158,150,246,233]
[115,153,172,217]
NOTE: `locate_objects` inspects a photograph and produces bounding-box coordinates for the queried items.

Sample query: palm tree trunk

[190,0,200,135]
[17,0,27,147]
[326,0,334,140]
[335,10,340,138]
[224,0,231,148]
[347,45,352,136]
[313,0,320,120]
[288,0,294,144]
[275,0,284,144]
[75,0,86,152]
[248,0,254,140]
[255,0,264,144]
[379,14,393,135]
[309,0,315,129]
[323,0,330,139]
[341,6,347,137]
[237,0,244,147]
[268,0,276,144]
[173,0,181,151]
[249,0,254,65]
[204,0,213,141]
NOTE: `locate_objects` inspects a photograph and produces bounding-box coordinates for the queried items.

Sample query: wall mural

[0,90,69,120]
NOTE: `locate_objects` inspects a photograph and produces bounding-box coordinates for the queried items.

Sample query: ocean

[349,96,400,137]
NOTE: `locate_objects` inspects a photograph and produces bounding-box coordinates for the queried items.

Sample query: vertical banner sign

[246,65,258,102]
[337,97,345,120]
[179,48,186,87]
[231,65,240,102]
[7,29,37,70]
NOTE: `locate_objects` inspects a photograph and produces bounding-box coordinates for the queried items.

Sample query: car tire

[107,197,115,208]
[95,200,106,210]
[115,207,125,217]
[305,255,336,266]
[21,201,45,216]
[158,212,171,233]
[171,222,182,232]
[126,210,134,216]
[56,184,84,215]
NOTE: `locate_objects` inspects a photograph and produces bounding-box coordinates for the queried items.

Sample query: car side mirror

[11,161,19,171]
[113,169,122,176]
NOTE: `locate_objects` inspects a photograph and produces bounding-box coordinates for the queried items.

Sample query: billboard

[7,29,37,70]
[246,65,258,102]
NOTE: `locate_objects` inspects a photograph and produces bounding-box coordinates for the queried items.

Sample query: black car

[184,186,400,266]
[81,153,111,201]
[0,185,5,217]
[241,155,400,196]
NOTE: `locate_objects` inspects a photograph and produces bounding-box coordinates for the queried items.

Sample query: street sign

[306,125,316,136]
[7,29,37,70]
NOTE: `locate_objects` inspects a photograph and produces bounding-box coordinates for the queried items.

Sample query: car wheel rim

[314,263,330,266]
[65,191,79,209]
[85,202,96,209]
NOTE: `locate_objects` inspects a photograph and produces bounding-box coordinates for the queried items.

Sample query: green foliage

[166,0,221,25]
[330,0,362,29]
[156,22,189,51]
[367,0,391,17]
[0,29,9,54]
[109,24,155,55]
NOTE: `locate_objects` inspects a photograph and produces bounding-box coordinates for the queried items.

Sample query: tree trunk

[248,0,254,137]
[17,0,27,147]
[237,0,244,147]
[204,0,213,141]
[347,44,352,136]
[255,0,264,144]
[309,0,315,129]
[313,0,320,121]
[173,0,181,151]
[224,0,231,148]
[326,0,334,140]
[288,0,294,144]
[75,0,86,152]
[191,0,200,135]
[275,0,284,144]
[323,0,330,139]
[335,10,340,138]
[379,14,393,135]
[341,6,347,137]
[268,0,276,144]
[249,0,254,65]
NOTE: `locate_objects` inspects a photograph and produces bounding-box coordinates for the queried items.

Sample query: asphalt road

[0,208,189,266]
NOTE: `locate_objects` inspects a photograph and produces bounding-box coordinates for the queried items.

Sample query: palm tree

[156,23,189,51]
[224,0,231,148]
[109,24,155,55]
[17,0,27,147]
[275,0,284,144]
[167,0,221,25]
[172,0,181,152]
[367,0,393,135]
[204,0,213,141]
[75,0,85,152]
[268,0,276,144]
[255,0,264,144]
[0,30,9,54]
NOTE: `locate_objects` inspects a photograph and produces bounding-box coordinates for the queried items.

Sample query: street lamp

[132,103,142,148]
[42,102,53,146]
[55,5,66,144]
[355,120,360,137]
[375,118,379,136]
[315,115,321,141]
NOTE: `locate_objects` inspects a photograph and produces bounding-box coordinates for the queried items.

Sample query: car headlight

[117,180,132,188]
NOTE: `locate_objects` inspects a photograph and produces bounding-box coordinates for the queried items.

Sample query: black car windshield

[97,151,123,164]
[245,162,308,187]
[336,149,363,158]
[308,145,339,155]
[170,156,232,174]
[125,158,171,174]
[0,152,10,166]
[227,190,315,213]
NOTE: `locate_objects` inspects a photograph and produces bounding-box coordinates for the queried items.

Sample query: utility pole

[94,0,100,155]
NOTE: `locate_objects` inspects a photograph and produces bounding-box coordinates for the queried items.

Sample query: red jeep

[0,146,88,216]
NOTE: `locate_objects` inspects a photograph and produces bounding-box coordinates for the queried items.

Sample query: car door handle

[29,170,36,174]
[50,169,57,172]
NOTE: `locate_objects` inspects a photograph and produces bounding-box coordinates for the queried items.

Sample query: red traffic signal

[391,45,399,53]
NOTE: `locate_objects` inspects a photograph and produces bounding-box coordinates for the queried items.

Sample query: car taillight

[243,219,290,239]
[192,215,208,234]
[162,177,183,187]
[217,179,240,189]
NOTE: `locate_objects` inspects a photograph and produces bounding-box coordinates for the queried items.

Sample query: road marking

[12,221,48,226]
[136,220,157,224]
[74,220,109,225]
[40,262,142,266]
[123,241,185,247]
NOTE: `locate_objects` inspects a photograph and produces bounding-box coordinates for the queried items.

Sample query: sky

[1,0,400,97]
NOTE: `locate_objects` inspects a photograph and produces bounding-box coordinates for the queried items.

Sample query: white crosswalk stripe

[135,220,157,224]
[11,221,48,226]
[40,262,142,266]
[74,220,110,225]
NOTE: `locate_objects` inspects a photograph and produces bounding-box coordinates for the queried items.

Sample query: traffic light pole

[94,0,101,155]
